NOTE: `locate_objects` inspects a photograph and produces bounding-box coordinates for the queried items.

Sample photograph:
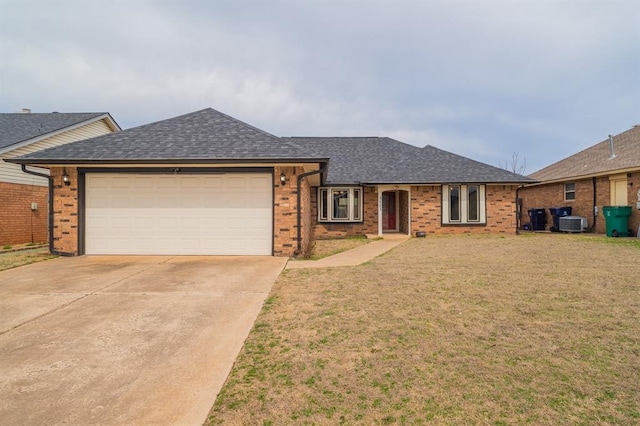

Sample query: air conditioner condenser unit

[558,216,588,233]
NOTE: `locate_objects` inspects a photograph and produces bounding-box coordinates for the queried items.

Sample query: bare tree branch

[500,152,526,175]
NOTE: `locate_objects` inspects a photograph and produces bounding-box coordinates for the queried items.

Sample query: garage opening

[84,173,273,255]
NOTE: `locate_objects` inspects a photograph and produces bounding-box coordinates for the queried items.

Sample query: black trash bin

[528,208,546,231]
[549,207,572,232]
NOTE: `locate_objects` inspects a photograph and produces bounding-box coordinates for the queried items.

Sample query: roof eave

[4,157,330,166]
[527,165,640,186]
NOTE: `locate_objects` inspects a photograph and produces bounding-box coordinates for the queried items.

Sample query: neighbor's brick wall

[51,167,79,255]
[273,166,314,257]
[0,181,48,245]
[518,176,630,234]
[411,185,517,235]
[311,186,378,238]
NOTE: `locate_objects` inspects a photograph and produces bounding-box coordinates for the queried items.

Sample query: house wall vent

[559,216,588,233]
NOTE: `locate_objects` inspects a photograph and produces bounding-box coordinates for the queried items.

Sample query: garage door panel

[156,176,178,189]
[134,176,155,188]
[111,176,132,188]
[86,173,273,255]
[203,176,224,188]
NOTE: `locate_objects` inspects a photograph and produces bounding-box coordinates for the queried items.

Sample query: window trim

[442,184,486,225]
[564,182,576,201]
[467,185,480,222]
[318,187,364,223]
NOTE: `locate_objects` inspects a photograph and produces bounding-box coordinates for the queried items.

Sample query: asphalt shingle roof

[530,125,640,182]
[9,107,532,184]
[286,137,533,184]
[12,108,324,163]
[0,112,107,151]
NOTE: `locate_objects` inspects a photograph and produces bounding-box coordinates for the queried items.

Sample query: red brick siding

[0,182,48,245]
[311,184,517,237]
[519,174,640,235]
[411,185,516,235]
[51,167,79,255]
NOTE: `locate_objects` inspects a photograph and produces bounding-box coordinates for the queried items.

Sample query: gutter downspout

[515,184,525,235]
[592,176,597,231]
[21,165,58,255]
[296,163,328,255]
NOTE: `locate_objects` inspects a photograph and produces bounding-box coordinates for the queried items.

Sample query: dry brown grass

[208,234,640,425]
[306,237,371,260]
[0,247,57,271]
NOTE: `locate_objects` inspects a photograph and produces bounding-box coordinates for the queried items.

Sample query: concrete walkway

[286,234,410,269]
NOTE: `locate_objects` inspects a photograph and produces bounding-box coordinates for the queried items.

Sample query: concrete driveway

[0,255,286,425]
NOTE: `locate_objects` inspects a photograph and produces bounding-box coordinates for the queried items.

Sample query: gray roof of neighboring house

[10,108,326,163]
[286,137,533,184]
[530,125,640,182]
[0,112,110,151]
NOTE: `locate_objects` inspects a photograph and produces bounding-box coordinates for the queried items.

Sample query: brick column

[51,167,79,255]
[273,166,302,257]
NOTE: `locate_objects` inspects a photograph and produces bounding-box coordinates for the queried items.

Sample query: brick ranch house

[6,108,532,257]
[519,125,640,235]
[0,110,120,247]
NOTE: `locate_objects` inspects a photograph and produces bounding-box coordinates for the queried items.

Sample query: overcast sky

[1,0,638,173]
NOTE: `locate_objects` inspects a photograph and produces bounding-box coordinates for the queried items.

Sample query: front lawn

[304,236,371,260]
[208,234,640,424]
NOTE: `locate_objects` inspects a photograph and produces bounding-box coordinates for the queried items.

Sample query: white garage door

[85,173,273,255]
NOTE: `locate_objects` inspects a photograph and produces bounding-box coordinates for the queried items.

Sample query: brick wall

[311,184,517,238]
[519,174,640,235]
[411,185,517,235]
[51,167,79,255]
[411,186,441,234]
[0,181,48,246]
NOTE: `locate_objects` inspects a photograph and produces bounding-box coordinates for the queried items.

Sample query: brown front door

[382,192,396,231]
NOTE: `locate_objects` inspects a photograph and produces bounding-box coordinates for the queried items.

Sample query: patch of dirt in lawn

[304,237,371,260]
[0,247,57,271]
[209,234,640,425]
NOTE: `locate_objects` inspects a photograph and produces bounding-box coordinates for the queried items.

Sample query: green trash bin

[603,206,632,237]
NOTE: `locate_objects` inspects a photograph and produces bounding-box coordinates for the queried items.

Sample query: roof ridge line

[202,107,281,140]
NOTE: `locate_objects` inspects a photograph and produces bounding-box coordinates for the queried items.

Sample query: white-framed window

[442,184,486,224]
[564,182,576,201]
[318,187,363,222]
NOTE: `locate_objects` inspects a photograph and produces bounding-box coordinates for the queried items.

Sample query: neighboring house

[520,125,640,234]
[6,108,532,257]
[0,110,120,246]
